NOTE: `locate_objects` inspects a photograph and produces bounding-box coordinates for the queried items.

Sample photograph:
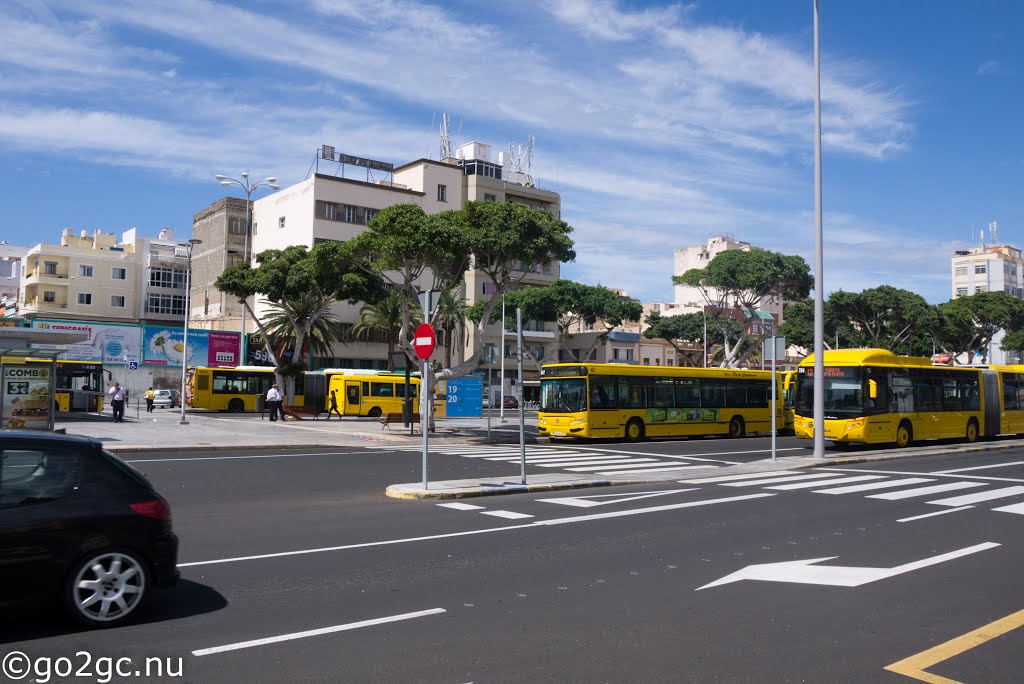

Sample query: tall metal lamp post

[179,238,202,425]
[214,172,278,365]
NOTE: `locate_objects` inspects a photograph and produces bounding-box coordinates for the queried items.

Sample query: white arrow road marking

[697,542,1000,590]
[539,489,698,508]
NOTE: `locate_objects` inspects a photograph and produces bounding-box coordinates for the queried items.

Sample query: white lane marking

[683,471,800,484]
[480,510,534,520]
[577,446,807,464]
[539,489,697,508]
[812,477,935,494]
[450,449,588,457]
[536,493,775,525]
[179,493,773,568]
[565,461,676,472]
[992,501,1024,515]
[827,467,1024,484]
[898,507,974,523]
[485,455,645,465]
[436,503,485,511]
[765,475,887,491]
[543,459,661,470]
[868,481,987,500]
[126,451,356,463]
[927,486,1024,507]
[721,473,845,487]
[935,460,1024,474]
[193,608,446,656]
[600,465,709,475]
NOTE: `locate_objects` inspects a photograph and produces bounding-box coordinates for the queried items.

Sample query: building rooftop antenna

[439,113,455,161]
[990,220,999,246]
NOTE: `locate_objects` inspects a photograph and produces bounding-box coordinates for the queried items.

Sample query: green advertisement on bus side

[647,407,719,423]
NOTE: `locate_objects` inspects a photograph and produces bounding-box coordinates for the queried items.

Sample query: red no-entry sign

[413,323,436,360]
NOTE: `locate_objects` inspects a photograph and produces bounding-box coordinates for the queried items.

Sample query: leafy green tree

[216,242,383,399]
[433,289,470,370]
[674,249,812,366]
[778,298,860,351]
[827,286,932,352]
[999,328,1024,356]
[352,289,423,369]
[260,291,343,370]
[642,311,743,366]
[932,292,1024,363]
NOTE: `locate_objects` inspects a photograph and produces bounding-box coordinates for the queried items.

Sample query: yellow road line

[885,607,1024,683]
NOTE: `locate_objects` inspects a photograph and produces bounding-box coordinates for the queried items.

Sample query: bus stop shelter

[0,328,89,432]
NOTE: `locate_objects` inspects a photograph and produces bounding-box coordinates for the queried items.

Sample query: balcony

[25,270,70,283]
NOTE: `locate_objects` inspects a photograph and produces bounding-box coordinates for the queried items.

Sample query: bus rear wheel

[228,398,244,413]
[728,417,746,439]
[965,418,979,443]
[896,421,913,448]
[625,418,645,442]
[368,406,382,418]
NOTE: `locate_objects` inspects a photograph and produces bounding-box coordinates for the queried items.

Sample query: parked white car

[152,389,180,408]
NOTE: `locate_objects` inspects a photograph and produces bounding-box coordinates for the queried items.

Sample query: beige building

[190,197,251,330]
[242,141,562,399]
[19,228,188,326]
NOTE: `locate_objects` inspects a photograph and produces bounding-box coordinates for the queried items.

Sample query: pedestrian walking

[144,387,155,413]
[108,382,126,423]
[266,383,282,421]
[326,389,342,420]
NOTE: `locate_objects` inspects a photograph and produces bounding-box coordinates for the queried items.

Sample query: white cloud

[977,60,999,76]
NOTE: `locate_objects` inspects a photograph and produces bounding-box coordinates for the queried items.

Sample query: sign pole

[421,359,429,490]
[517,307,526,485]
[771,336,777,462]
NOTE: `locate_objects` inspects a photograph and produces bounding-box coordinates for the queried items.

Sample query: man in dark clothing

[326,389,342,420]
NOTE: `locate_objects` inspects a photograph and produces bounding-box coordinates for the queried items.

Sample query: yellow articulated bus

[537,362,783,442]
[303,369,420,418]
[790,348,1011,448]
[187,366,305,412]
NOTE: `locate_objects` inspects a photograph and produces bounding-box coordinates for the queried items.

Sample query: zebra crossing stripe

[720,473,845,487]
[992,502,1024,515]
[480,510,534,520]
[598,465,709,475]
[764,475,887,491]
[568,462,682,472]
[683,471,800,484]
[867,481,986,500]
[436,502,485,511]
[926,486,1024,507]
[543,459,661,470]
[482,454,629,463]
[812,477,936,495]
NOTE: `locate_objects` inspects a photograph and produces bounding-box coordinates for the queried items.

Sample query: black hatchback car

[0,431,178,627]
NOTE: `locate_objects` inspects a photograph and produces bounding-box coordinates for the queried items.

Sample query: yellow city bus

[781,370,796,433]
[320,370,420,418]
[187,366,305,412]
[537,362,782,442]
[792,349,988,448]
[25,359,105,412]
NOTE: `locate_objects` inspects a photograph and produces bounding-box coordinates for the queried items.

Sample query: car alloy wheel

[68,550,147,626]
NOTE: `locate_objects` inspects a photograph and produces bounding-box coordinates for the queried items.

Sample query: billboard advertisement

[30,320,143,364]
[445,377,483,417]
[2,364,52,430]
[142,327,240,368]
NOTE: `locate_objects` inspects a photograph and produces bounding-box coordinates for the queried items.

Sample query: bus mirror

[868,379,877,399]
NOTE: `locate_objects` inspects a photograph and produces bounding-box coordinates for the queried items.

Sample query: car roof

[0,430,102,449]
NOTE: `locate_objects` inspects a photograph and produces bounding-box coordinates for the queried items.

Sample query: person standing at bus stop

[109,382,126,423]
[266,384,282,421]
[144,387,155,413]
[326,389,342,420]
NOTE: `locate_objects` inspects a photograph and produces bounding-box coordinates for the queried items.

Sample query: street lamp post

[215,172,278,365]
[702,308,707,368]
[179,239,202,425]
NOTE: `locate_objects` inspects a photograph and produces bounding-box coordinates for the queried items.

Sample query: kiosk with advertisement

[0,328,89,431]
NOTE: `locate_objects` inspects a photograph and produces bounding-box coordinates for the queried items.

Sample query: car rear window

[0,447,82,508]
[100,450,155,489]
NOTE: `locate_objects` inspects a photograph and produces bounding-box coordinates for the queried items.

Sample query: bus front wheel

[625,418,645,442]
[896,421,913,448]
[368,407,382,418]
[728,417,746,439]
[965,418,979,443]
[228,398,244,413]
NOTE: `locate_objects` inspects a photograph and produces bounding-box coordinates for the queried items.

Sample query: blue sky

[2,0,1020,305]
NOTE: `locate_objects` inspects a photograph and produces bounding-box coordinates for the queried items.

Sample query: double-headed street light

[179,238,202,426]
[215,172,278,365]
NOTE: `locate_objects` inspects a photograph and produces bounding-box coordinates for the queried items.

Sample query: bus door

[344,381,362,416]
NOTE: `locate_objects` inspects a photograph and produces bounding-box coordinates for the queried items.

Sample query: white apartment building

[19,228,189,326]
[951,244,1024,299]
[246,141,562,390]
[1,242,28,317]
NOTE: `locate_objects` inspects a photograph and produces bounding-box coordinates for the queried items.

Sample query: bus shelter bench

[380,412,418,429]
[281,405,321,421]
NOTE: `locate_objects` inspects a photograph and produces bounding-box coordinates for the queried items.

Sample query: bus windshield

[540,378,587,414]
[795,367,865,418]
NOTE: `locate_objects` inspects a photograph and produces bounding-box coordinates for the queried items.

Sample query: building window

[150,268,187,289]
[111,295,126,308]
[147,294,186,315]
[976,286,987,293]
[228,217,247,235]
[79,265,94,277]
[344,205,357,223]
[365,209,378,224]
[252,222,258,236]
[78,293,92,305]
[484,193,496,201]
[975,264,987,274]
[437,184,447,202]
[112,267,127,280]
[956,287,968,297]
[44,261,58,275]
[315,201,345,222]
[278,216,286,230]
[43,291,56,303]
[955,266,967,277]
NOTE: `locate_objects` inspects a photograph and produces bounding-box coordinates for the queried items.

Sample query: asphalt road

[3,440,1023,682]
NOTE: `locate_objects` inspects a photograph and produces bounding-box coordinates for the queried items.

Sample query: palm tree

[353,289,422,369]
[260,290,343,402]
[433,289,470,369]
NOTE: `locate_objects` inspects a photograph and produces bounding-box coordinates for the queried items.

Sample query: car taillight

[130,499,172,521]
